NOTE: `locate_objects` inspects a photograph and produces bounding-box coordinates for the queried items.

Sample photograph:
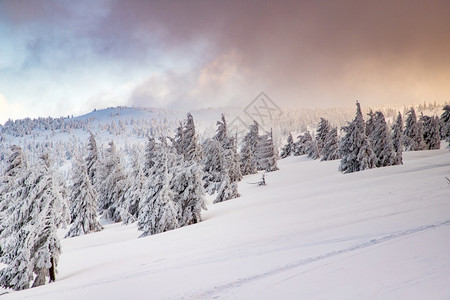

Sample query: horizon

[1,1,450,124]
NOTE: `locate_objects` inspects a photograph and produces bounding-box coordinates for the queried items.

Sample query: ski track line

[182,219,450,300]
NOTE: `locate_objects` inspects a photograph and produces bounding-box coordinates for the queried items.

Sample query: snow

[2,148,450,299]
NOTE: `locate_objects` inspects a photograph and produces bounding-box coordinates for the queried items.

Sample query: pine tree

[280,132,294,158]
[138,147,178,237]
[171,161,207,226]
[95,141,128,222]
[404,108,425,151]
[293,132,312,156]
[255,129,278,172]
[182,113,202,162]
[339,102,376,173]
[85,132,98,185]
[121,146,144,224]
[0,154,65,290]
[65,153,103,238]
[391,112,404,165]
[440,105,450,142]
[202,138,224,194]
[143,136,156,177]
[240,121,259,175]
[316,118,331,154]
[321,127,340,161]
[214,170,240,203]
[365,110,376,137]
[421,115,441,150]
[371,111,395,167]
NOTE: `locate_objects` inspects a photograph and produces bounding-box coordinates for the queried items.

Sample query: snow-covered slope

[2,148,449,299]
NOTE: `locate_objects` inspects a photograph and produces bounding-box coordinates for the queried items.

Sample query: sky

[1,0,450,124]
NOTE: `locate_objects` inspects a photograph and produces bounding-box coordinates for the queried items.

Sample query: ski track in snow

[182,219,450,300]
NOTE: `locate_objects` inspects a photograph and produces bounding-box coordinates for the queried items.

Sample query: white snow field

[3,148,450,299]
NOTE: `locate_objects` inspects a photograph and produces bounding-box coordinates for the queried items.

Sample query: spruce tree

[85,132,98,185]
[391,112,404,165]
[255,129,279,172]
[171,161,207,226]
[371,111,395,167]
[65,153,103,238]
[280,132,294,158]
[182,113,202,162]
[202,138,225,194]
[339,102,376,173]
[0,154,65,290]
[316,118,331,154]
[143,136,156,177]
[440,105,450,142]
[138,147,178,237]
[240,121,259,175]
[122,146,144,224]
[421,115,441,150]
[321,127,340,161]
[404,108,425,151]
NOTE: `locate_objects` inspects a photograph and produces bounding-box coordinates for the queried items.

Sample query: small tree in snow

[280,132,294,158]
[240,121,259,175]
[404,108,425,151]
[85,132,98,185]
[255,129,278,172]
[316,118,331,153]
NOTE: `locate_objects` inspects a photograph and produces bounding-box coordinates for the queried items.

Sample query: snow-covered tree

[339,102,376,173]
[316,118,331,153]
[391,112,404,165]
[95,141,128,222]
[404,108,425,151]
[365,110,376,137]
[0,154,65,290]
[293,132,313,156]
[171,161,207,226]
[202,138,224,194]
[321,127,340,161]
[121,146,144,224]
[143,136,156,177]
[371,111,394,167]
[255,129,278,172]
[214,170,240,203]
[280,132,294,158]
[182,113,202,162]
[440,105,450,142]
[138,147,178,237]
[85,132,98,185]
[240,121,258,175]
[65,153,103,238]
[421,115,441,150]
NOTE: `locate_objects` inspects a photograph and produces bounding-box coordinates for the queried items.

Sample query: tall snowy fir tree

[293,132,313,156]
[85,132,98,185]
[440,105,450,142]
[202,138,224,194]
[240,121,259,175]
[138,145,178,237]
[143,136,156,177]
[321,127,340,161]
[421,115,441,150]
[95,141,128,222]
[404,108,425,151]
[339,102,376,174]
[365,110,376,138]
[316,118,331,154]
[171,161,207,227]
[280,132,294,158]
[0,154,65,290]
[121,146,144,224]
[181,113,202,162]
[66,153,103,238]
[391,112,404,165]
[255,129,279,172]
[214,169,240,204]
[371,111,395,167]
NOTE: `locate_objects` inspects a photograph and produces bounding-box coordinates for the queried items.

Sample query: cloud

[0,94,25,124]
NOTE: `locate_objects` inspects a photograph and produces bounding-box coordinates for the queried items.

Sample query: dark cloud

[2,0,450,110]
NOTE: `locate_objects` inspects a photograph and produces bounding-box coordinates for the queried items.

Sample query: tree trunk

[49,257,56,282]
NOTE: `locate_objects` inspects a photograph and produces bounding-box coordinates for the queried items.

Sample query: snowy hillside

[2,147,449,299]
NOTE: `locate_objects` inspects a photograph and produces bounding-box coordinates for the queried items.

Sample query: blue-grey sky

[1,0,450,123]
